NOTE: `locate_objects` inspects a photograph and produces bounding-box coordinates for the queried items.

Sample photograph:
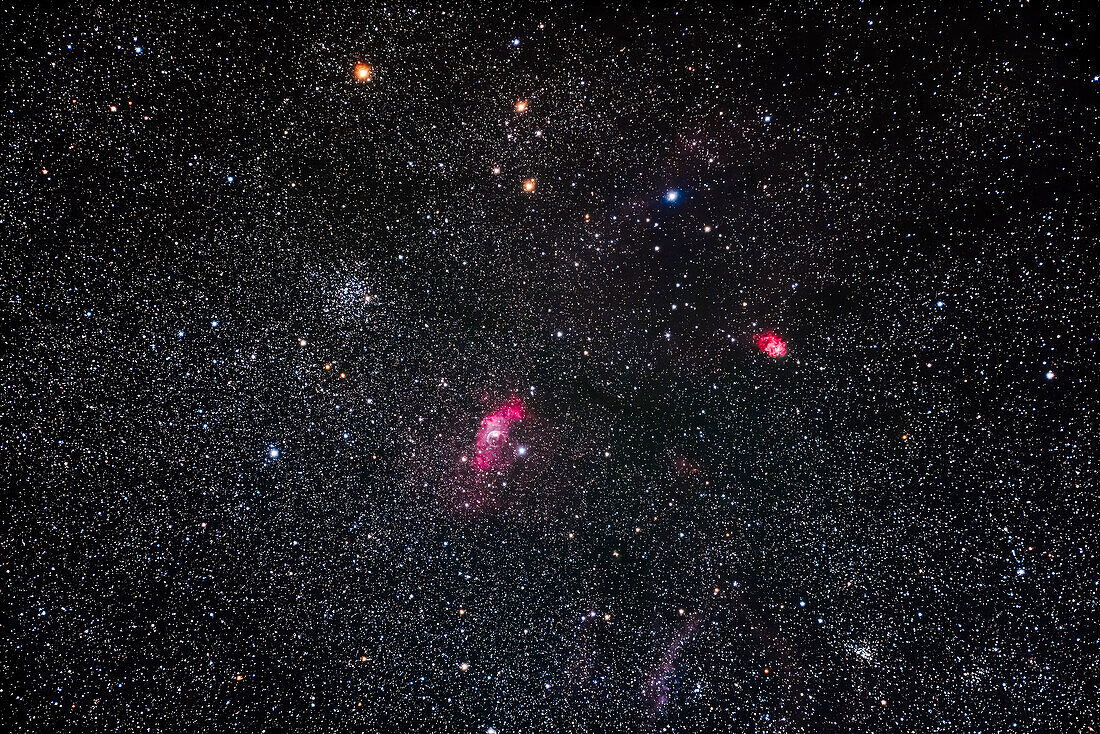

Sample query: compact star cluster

[1,5,1095,733]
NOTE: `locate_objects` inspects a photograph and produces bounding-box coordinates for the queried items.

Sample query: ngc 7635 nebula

[1,5,1095,734]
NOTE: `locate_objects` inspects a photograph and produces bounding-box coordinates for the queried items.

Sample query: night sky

[2,4,1097,733]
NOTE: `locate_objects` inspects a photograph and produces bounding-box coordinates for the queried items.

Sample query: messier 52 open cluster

[2,4,1096,733]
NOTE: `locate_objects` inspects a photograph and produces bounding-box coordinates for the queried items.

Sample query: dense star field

[2,4,1097,732]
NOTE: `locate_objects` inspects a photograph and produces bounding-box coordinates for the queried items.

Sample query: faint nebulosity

[1,4,1096,733]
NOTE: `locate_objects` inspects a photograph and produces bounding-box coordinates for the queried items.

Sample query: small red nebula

[754,332,787,358]
[473,397,525,471]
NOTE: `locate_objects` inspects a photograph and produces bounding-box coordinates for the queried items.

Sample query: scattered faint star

[5,6,1089,731]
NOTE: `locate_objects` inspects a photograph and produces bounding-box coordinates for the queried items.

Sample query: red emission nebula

[754,332,787,358]
[473,397,525,471]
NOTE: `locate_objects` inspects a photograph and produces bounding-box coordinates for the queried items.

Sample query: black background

[2,4,1096,733]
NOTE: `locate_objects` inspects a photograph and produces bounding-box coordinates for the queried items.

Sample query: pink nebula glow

[754,332,787,358]
[473,397,525,471]
[643,614,702,717]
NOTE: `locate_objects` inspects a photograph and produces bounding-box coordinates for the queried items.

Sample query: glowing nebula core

[754,332,787,358]
[473,397,525,470]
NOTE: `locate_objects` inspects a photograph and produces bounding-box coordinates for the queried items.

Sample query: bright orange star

[353,62,373,82]
[515,99,528,113]
[522,178,536,193]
